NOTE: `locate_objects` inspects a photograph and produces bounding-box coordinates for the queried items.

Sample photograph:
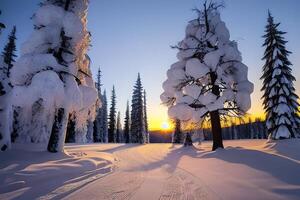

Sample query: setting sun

[161,121,171,130]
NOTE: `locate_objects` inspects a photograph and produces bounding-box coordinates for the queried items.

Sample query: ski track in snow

[64,144,220,200]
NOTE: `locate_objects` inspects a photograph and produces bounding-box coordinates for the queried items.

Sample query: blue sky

[1,0,300,129]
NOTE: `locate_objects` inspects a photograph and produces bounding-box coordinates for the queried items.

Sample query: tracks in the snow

[159,169,218,200]
[64,145,220,200]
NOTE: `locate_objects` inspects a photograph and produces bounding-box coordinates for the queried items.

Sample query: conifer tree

[172,119,183,143]
[108,86,116,142]
[143,89,149,143]
[0,26,17,151]
[261,12,300,139]
[0,28,13,151]
[102,90,108,142]
[94,67,102,142]
[2,26,17,77]
[130,73,145,143]
[116,111,122,143]
[124,101,130,143]
[8,0,97,152]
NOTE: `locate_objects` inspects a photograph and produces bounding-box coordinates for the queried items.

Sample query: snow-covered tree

[9,0,98,152]
[123,101,130,143]
[161,2,253,150]
[172,119,183,143]
[2,26,17,77]
[116,111,122,143]
[261,12,300,139]
[108,86,116,143]
[0,25,17,151]
[0,53,12,151]
[143,89,149,143]
[130,73,146,144]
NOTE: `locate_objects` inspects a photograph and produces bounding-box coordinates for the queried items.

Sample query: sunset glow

[161,121,170,130]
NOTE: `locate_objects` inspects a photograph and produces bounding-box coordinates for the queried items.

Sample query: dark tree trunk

[48,108,66,152]
[210,110,224,150]
[11,107,21,142]
[184,132,193,146]
[210,72,224,151]
[65,112,76,143]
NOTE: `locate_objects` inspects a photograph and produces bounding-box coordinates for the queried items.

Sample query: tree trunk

[210,72,224,151]
[65,112,76,143]
[48,108,68,153]
[0,106,11,151]
[210,110,224,150]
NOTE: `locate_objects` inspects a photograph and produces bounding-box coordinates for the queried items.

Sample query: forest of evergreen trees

[0,1,299,152]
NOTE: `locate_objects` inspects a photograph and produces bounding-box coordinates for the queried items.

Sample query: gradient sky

[1,0,300,130]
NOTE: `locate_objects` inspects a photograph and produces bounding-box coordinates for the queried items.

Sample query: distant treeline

[153,119,269,143]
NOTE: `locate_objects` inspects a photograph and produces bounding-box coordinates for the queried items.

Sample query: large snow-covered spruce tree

[0,25,15,151]
[261,12,300,139]
[108,86,116,142]
[161,2,253,150]
[130,73,146,143]
[8,0,98,152]
[116,111,122,143]
[124,101,130,143]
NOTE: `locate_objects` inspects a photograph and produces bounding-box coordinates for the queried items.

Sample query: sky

[1,0,300,130]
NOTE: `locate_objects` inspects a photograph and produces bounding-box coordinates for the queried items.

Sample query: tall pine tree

[116,111,122,143]
[143,89,149,143]
[130,73,145,143]
[2,26,17,77]
[94,67,102,142]
[102,90,108,142]
[261,11,300,139]
[124,101,130,143]
[108,86,116,142]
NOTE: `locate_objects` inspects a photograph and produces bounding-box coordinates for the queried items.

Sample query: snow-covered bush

[8,0,98,152]
[161,2,253,150]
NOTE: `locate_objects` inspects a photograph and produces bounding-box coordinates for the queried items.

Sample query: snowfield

[1,139,300,200]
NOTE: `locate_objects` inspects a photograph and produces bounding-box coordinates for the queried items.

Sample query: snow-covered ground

[1,139,300,200]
